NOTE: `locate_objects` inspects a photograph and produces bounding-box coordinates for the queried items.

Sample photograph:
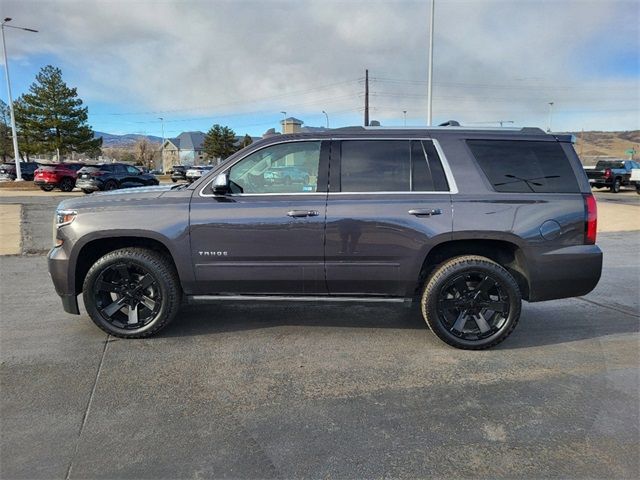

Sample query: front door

[189,140,329,295]
[325,139,454,297]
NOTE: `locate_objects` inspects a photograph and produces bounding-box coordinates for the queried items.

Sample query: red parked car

[34,163,85,192]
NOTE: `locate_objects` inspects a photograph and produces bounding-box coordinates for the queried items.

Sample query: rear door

[325,138,454,297]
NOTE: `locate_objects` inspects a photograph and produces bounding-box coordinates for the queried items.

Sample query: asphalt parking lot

[1,190,639,479]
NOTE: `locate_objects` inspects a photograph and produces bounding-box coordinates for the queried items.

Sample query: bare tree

[134,138,156,170]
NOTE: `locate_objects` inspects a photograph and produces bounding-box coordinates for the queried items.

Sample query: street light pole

[322,110,329,128]
[547,101,554,132]
[1,18,38,181]
[158,117,165,171]
[403,110,407,127]
[280,111,287,133]
[427,0,435,126]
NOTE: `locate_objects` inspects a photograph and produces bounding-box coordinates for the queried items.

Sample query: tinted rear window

[467,140,579,193]
[340,140,449,192]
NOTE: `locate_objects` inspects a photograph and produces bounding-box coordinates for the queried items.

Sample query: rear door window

[467,140,580,193]
[339,140,449,192]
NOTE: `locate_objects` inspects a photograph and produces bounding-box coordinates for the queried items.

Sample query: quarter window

[467,140,580,193]
[228,141,321,194]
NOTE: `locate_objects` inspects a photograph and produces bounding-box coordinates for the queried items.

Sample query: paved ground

[1,226,639,476]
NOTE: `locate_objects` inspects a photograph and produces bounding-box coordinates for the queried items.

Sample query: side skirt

[187,295,407,304]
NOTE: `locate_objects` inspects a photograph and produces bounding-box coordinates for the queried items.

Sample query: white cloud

[2,0,639,131]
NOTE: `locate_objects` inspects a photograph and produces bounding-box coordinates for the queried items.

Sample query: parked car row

[0,161,159,194]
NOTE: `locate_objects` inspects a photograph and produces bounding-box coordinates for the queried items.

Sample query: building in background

[161,131,207,172]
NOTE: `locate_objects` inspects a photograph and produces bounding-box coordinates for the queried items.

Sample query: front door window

[228,141,321,194]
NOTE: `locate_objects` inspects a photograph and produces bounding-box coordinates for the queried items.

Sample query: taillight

[583,193,597,245]
[604,168,612,179]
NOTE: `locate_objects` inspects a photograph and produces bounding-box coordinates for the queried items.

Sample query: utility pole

[1,18,38,181]
[322,110,329,128]
[547,101,554,132]
[280,111,287,133]
[364,69,369,127]
[427,0,435,126]
[403,110,407,127]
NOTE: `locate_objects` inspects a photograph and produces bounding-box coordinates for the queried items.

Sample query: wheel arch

[72,234,181,295]
[414,237,530,301]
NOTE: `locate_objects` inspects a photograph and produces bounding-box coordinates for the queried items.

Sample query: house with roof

[161,131,207,172]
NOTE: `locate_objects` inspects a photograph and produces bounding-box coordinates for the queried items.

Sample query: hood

[57,184,181,211]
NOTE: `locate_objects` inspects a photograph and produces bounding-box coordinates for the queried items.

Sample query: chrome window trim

[199,137,458,197]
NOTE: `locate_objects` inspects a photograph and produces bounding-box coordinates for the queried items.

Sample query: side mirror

[212,172,230,194]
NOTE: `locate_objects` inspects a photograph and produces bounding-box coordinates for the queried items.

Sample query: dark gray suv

[48,126,602,349]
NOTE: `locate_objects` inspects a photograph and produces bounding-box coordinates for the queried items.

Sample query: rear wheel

[104,180,118,191]
[82,189,93,194]
[421,255,521,350]
[83,248,181,338]
[59,177,74,192]
[610,178,621,193]
[40,185,55,192]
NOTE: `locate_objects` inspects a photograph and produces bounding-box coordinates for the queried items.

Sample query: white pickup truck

[631,168,640,194]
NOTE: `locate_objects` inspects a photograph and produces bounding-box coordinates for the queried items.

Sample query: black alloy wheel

[610,178,621,193]
[59,177,74,192]
[421,255,521,350]
[83,248,181,338]
[104,180,118,191]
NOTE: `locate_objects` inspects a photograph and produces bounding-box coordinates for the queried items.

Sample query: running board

[187,295,406,304]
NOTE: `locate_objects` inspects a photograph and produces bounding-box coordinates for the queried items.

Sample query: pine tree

[0,100,12,161]
[203,124,237,161]
[16,65,102,158]
[240,134,253,149]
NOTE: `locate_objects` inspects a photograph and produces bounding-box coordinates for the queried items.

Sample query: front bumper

[76,180,100,191]
[48,245,80,315]
[527,244,603,302]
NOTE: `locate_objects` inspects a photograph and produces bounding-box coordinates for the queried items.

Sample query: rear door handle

[408,208,443,216]
[287,210,319,218]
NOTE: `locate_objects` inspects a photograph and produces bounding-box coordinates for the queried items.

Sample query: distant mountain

[94,131,163,148]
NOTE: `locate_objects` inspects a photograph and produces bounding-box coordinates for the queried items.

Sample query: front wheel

[82,248,181,338]
[421,255,521,350]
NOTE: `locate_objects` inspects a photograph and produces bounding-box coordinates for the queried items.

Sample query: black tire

[421,255,521,350]
[610,178,621,193]
[82,189,93,194]
[171,178,177,183]
[82,248,181,338]
[40,185,55,192]
[104,180,118,191]
[59,177,74,192]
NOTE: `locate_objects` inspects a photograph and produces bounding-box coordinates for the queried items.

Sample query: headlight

[55,209,77,228]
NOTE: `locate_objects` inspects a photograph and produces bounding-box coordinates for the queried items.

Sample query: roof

[166,131,206,150]
[280,117,304,125]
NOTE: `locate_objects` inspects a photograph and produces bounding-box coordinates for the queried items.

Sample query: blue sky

[2,0,639,139]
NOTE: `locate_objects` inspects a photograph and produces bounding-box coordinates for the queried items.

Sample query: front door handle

[408,208,443,216]
[287,210,320,218]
